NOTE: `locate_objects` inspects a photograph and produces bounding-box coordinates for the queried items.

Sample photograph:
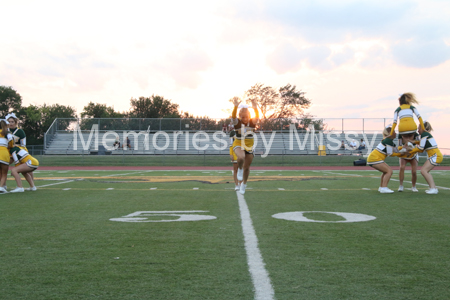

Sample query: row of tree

[0,86,194,144]
[0,83,322,145]
[80,95,186,119]
[240,83,311,119]
[0,86,77,145]
[229,83,325,129]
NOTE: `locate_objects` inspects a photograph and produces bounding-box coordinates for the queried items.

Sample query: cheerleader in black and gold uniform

[6,113,27,150]
[367,126,405,193]
[0,119,14,193]
[6,112,36,189]
[389,93,425,137]
[405,121,443,194]
[231,97,259,194]
[397,132,420,192]
[229,130,240,191]
[9,146,39,193]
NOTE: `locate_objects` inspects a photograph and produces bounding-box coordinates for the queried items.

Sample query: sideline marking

[62,188,71,191]
[278,188,285,191]
[236,191,275,300]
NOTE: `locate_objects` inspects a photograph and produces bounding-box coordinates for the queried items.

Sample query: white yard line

[37,180,76,188]
[389,178,450,190]
[324,172,362,177]
[236,192,275,300]
[101,172,143,177]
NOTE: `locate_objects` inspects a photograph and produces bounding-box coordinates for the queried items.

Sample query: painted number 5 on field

[110,211,217,222]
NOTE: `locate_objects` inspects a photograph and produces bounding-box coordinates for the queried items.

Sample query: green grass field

[1,169,450,299]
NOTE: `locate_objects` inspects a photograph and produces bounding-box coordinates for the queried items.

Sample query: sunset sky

[1,0,450,150]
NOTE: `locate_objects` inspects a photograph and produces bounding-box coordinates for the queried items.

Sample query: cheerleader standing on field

[231,97,259,195]
[397,132,420,192]
[404,121,443,195]
[6,113,27,150]
[389,93,425,137]
[229,130,240,191]
[9,146,39,193]
[367,126,406,193]
[0,120,14,193]
[6,112,35,188]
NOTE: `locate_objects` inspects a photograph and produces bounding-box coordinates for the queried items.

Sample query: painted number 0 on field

[272,211,376,223]
[110,211,217,222]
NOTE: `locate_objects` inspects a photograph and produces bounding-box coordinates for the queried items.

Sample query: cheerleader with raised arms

[231,97,259,195]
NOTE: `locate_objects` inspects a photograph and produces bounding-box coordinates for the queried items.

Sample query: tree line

[0,84,322,145]
[228,83,325,131]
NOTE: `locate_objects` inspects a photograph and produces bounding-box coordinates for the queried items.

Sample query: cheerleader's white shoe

[239,183,247,195]
[10,187,25,193]
[237,168,244,181]
[379,187,394,194]
[425,188,438,195]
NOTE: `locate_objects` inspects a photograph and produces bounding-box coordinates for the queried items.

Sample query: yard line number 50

[110,211,376,223]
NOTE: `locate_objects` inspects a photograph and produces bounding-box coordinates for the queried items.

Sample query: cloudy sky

[2,0,450,150]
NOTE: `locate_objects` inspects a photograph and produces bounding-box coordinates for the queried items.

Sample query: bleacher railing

[47,117,390,133]
[44,118,58,149]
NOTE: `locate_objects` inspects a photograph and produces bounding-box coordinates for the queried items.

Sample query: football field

[1,169,450,299]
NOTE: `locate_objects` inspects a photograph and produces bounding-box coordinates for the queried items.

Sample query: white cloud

[154,47,214,89]
[331,47,355,67]
[231,0,450,69]
[391,39,450,68]
[267,42,334,73]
